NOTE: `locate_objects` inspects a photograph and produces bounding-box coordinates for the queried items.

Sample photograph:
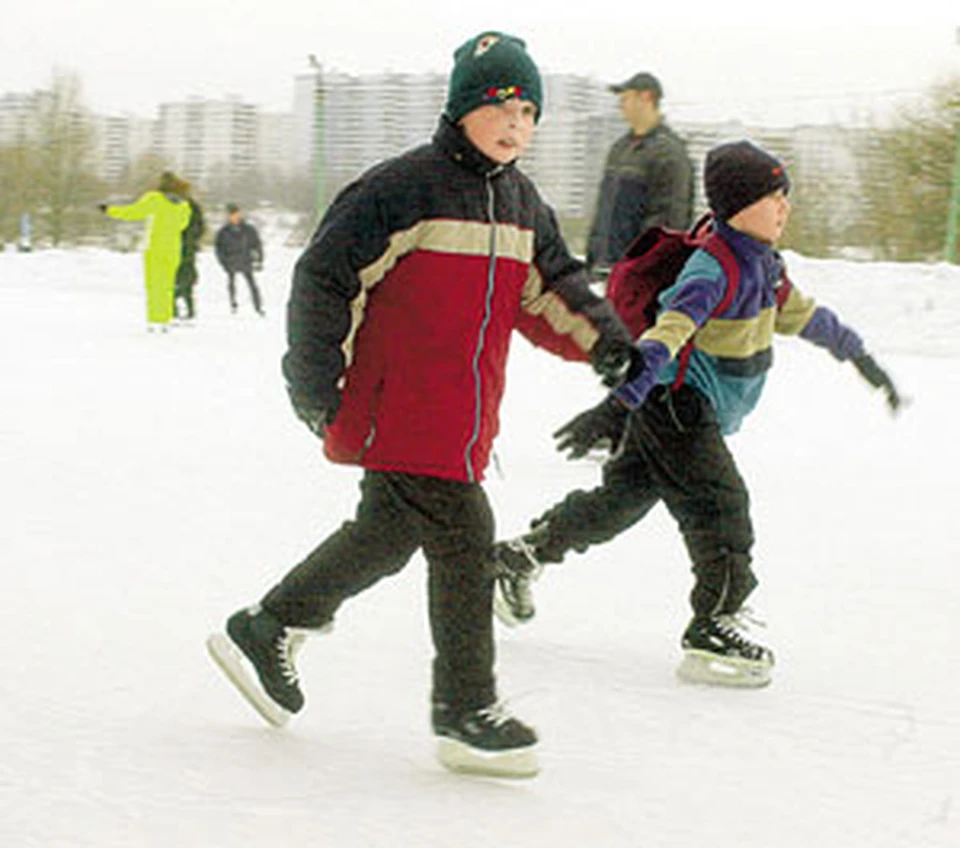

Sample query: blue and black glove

[554,395,629,460]
[852,354,901,413]
[590,337,644,388]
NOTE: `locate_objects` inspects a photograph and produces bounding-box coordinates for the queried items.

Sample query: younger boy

[206,32,633,778]
[491,140,901,687]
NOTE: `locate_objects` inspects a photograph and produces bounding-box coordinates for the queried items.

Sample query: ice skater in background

[490,140,902,688]
[215,204,264,316]
[101,171,191,332]
[171,177,205,323]
[205,31,634,779]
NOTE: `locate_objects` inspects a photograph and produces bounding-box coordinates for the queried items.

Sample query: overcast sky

[2,2,958,127]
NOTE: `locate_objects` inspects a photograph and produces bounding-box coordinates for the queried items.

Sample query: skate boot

[676,609,775,688]
[490,535,544,627]
[433,701,539,779]
[207,605,325,727]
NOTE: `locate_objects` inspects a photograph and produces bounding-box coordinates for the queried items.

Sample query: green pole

[947,28,960,264]
[947,118,960,264]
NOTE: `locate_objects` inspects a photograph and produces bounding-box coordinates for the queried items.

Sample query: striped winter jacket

[283,118,631,483]
[615,221,866,434]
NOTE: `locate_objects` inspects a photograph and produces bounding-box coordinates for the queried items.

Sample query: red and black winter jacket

[283,118,631,483]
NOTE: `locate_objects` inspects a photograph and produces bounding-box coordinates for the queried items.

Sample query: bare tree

[854,76,960,261]
[0,143,34,246]
[32,71,104,246]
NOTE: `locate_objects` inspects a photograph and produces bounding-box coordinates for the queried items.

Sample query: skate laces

[718,606,767,632]
[474,702,514,729]
[713,608,767,655]
[502,536,544,580]
[275,629,308,686]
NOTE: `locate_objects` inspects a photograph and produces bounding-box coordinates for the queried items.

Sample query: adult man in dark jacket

[586,72,693,278]
[215,204,264,315]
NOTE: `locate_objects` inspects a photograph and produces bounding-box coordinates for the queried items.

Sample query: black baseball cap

[609,72,663,99]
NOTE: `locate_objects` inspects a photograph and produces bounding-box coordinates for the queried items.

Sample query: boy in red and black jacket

[207,31,633,779]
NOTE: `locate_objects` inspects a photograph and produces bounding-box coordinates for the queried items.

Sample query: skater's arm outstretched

[774,271,902,413]
[103,191,162,222]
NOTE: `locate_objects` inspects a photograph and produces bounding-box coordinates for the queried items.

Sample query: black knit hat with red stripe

[705,140,791,221]
[445,32,543,124]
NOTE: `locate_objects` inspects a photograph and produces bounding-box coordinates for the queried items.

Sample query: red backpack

[605,214,741,341]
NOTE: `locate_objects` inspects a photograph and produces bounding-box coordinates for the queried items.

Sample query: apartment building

[90,114,155,183]
[0,91,50,146]
[1,74,868,230]
[155,97,257,187]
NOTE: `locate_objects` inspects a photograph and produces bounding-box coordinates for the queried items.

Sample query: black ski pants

[533,385,757,618]
[175,260,197,319]
[261,471,497,712]
[227,269,262,313]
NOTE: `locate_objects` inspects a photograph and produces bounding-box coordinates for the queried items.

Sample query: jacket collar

[433,116,513,178]
[716,219,775,259]
[716,219,784,277]
[629,120,668,145]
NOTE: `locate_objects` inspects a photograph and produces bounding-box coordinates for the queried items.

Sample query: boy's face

[460,99,537,165]
[727,188,791,245]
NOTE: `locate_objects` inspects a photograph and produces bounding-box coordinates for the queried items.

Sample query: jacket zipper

[463,168,502,482]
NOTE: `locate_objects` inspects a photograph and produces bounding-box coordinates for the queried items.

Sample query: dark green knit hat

[445,32,543,123]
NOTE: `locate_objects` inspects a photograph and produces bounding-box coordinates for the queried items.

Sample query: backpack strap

[670,232,741,390]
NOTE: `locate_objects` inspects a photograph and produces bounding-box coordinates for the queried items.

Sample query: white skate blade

[206,632,292,728]
[492,591,529,628]
[676,649,773,689]
[436,737,540,779]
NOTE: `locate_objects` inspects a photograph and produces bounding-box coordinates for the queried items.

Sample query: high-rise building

[257,110,296,178]
[90,114,156,184]
[155,96,257,187]
[0,90,50,146]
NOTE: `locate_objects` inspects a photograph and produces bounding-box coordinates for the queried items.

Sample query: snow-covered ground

[2,244,958,848]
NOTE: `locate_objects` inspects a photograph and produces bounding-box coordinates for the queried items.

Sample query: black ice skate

[433,702,539,779]
[206,605,324,727]
[676,610,775,688]
[490,536,544,627]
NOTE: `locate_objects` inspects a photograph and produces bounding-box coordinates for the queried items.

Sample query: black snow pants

[227,269,262,313]
[261,471,497,712]
[175,260,198,319]
[531,385,757,618]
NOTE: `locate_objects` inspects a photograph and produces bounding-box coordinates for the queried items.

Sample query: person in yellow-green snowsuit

[101,172,191,331]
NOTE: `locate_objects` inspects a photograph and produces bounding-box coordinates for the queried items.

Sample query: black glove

[590,337,644,388]
[287,388,335,439]
[852,354,901,413]
[554,395,629,460]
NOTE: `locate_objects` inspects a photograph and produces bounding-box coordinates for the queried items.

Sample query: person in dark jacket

[172,178,204,322]
[586,72,693,278]
[206,31,634,780]
[215,204,264,315]
[490,140,902,689]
